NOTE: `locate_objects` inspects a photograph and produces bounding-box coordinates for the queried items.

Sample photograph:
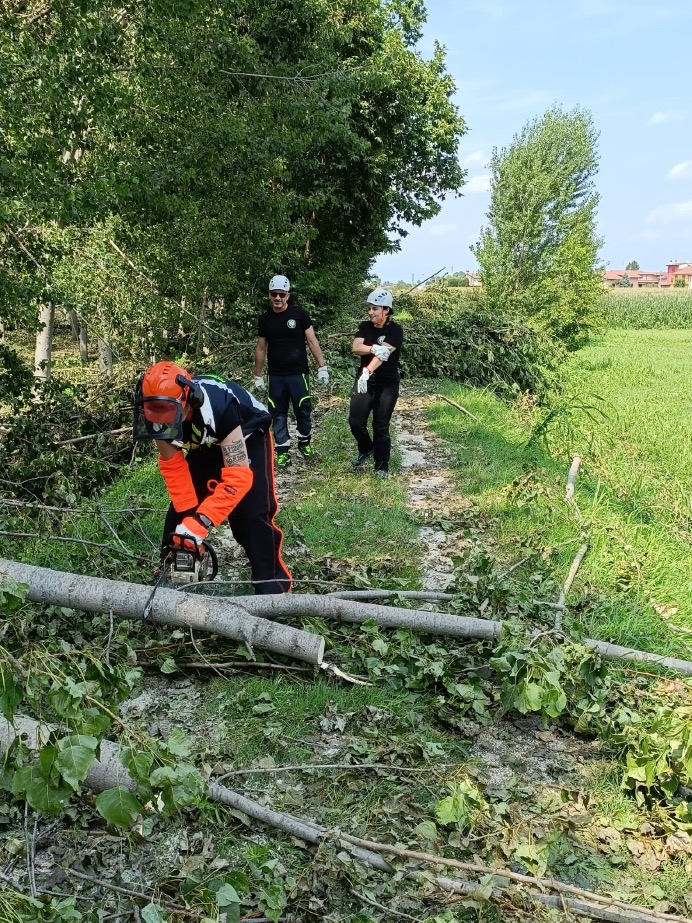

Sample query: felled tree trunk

[2,558,691,677]
[0,559,324,666]
[236,593,503,640]
[0,715,389,871]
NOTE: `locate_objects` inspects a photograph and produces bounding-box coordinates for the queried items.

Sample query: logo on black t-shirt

[377,335,385,344]
[287,319,297,329]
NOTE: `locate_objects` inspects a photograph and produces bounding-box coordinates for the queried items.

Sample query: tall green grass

[427,328,692,652]
[599,288,692,328]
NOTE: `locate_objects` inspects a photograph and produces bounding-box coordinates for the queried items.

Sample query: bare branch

[565,454,582,502]
[436,394,480,422]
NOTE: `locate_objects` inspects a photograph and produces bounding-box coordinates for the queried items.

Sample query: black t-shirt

[257,303,313,375]
[181,377,271,454]
[356,319,404,384]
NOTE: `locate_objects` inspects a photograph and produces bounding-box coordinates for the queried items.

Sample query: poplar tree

[472,106,602,348]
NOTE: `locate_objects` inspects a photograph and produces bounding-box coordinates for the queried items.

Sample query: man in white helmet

[254,274,329,469]
[349,287,403,479]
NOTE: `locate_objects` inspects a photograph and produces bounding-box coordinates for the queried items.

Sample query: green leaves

[397,285,562,399]
[490,626,608,724]
[0,664,22,721]
[619,705,692,809]
[9,730,99,813]
[11,764,73,814]
[53,734,99,789]
[1,0,466,350]
[95,786,144,828]
[435,779,488,830]
[473,106,602,349]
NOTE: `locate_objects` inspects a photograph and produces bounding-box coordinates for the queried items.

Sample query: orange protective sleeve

[158,451,199,513]
[197,466,253,526]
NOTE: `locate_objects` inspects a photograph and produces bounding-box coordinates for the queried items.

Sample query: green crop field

[598,287,692,328]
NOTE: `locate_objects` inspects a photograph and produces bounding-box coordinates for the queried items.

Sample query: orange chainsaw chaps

[197,465,253,526]
[158,451,198,512]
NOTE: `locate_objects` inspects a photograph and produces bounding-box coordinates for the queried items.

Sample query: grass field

[427,328,692,653]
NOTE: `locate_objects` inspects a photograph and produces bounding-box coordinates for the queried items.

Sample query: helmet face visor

[133,395,185,443]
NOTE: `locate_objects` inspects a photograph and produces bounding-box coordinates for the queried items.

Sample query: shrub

[329,284,563,399]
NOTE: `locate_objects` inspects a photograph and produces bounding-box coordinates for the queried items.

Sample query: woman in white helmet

[348,287,403,479]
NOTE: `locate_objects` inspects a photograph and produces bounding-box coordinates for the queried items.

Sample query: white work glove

[253,375,265,391]
[370,344,391,361]
[317,366,329,384]
[357,369,370,394]
[172,518,206,551]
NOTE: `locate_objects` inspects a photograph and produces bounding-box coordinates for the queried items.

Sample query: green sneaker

[298,443,317,462]
[275,452,292,469]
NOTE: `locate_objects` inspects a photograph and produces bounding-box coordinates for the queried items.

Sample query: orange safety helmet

[133,362,202,442]
[142,361,190,401]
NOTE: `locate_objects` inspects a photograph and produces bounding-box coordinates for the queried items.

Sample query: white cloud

[649,109,688,125]
[427,222,458,237]
[466,175,491,194]
[645,201,692,226]
[668,161,692,180]
[460,150,485,166]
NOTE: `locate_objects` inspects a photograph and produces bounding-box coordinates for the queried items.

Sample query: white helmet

[269,274,290,293]
[367,287,393,309]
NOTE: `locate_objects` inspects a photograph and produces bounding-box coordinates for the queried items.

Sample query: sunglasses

[269,291,288,298]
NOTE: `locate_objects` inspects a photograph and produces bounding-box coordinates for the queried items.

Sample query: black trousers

[267,373,312,451]
[162,431,292,594]
[348,380,400,471]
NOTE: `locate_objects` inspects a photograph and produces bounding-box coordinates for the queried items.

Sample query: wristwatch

[193,512,213,530]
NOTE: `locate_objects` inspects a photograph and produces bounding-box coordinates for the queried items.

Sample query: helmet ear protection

[175,374,204,411]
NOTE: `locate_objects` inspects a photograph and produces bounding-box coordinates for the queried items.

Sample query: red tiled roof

[602,270,640,280]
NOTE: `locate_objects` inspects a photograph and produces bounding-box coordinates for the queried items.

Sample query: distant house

[638,270,668,287]
[465,271,482,287]
[602,269,667,288]
[665,261,692,287]
[602,270,641,287]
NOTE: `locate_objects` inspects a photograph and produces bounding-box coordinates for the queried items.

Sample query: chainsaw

[163,538,219,586]
[143,537,219,620]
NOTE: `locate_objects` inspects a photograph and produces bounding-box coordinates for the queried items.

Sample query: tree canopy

[472,106,602,348]
[1,0,466,354]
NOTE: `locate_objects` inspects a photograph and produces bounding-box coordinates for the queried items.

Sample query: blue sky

[374,0,692,284]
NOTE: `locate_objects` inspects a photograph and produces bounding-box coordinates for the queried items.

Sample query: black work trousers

[267,373,312,451]
[162,431,292,594]
[348,379,400,472]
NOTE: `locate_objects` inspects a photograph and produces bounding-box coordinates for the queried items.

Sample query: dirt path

[394,392,474,592]
[392,391,601,787]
